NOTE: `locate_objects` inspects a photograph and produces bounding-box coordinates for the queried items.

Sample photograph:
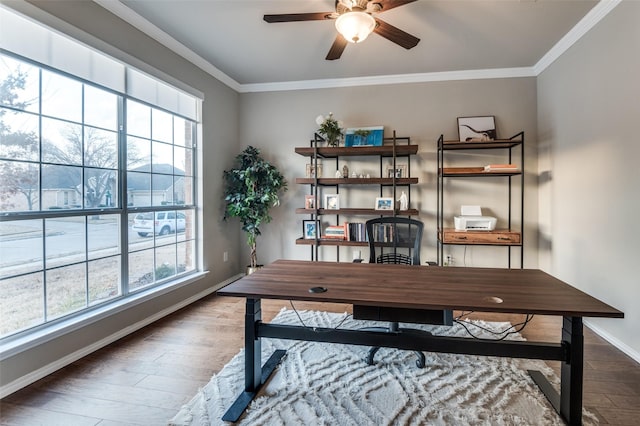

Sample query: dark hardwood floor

[1,295,638,425]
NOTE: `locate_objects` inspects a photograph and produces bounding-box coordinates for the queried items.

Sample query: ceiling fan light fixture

[335,11,376,44]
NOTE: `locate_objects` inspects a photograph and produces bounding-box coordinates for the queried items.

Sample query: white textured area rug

[169,309,598,425]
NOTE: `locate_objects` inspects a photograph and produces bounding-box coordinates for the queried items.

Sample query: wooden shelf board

[296,238,368,247]
[440,167,521,177]
[295,144,418,158]
[295,208,419,216]
[441,140,522,150]
[296,177,418,185]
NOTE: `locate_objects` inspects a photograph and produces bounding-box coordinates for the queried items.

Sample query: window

[0,19,200,339]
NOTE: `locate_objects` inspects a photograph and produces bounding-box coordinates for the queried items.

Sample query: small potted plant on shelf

[315,112,344,146]
[223,146,287,274]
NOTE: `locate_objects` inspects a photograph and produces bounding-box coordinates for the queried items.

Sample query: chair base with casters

[360,324,429,368]
[354,304,452,368]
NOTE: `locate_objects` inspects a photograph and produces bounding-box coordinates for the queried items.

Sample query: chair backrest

[365,217,423,266]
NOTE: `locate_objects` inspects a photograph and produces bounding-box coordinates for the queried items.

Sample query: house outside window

[0,9,202,340]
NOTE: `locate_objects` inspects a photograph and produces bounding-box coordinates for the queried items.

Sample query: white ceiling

[97,0,603,91]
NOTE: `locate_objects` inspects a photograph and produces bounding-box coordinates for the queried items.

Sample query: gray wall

[238,78,538,268]
[1,0,241,390]
[537,1,639,356]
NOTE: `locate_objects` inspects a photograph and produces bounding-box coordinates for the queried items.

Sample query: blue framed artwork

[344,126,384,147]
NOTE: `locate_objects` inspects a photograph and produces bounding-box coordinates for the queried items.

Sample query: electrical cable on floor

[454,314,535,341]
[289,300,351,332]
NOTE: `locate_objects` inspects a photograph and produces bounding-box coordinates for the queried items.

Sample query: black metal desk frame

[223,298,584,425]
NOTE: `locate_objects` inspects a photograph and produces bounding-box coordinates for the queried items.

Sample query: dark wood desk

[217,260,623,425]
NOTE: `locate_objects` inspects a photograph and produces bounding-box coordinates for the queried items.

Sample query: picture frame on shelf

[457,116,496,142]
[324,194,340,210]
[344,126,384,147]
[386,164,407,178]
[304,195,316,210]
[305,162,323,178]
[302,220,318,239]
[375,197,394,211]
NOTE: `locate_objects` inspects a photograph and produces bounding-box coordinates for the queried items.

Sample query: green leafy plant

[315,112,344,146]
[223,146,287,270]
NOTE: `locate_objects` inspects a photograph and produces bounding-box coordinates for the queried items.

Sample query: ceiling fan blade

[326,34,348,60]
[373,18,420,50]
[374,0,418,13]
[264,12,334,23]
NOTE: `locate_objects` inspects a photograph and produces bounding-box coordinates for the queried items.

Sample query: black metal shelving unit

[436,132,525,268]
[295,131,418,262]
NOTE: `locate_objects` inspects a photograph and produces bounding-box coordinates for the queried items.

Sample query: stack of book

[321,222,368,241]
[483,164,519,172]
[323,225,345,239]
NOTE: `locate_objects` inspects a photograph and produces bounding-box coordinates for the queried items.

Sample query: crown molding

[533,0,622,75]
[239,67,536,93]
[94,0,620,94]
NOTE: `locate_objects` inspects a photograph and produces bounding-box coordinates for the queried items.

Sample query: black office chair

[354,217,452,368]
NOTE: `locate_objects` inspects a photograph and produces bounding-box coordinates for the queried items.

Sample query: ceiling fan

[264,0,420,60]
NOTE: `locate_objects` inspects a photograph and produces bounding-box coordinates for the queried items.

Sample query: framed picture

[344,126,384,147]
[305,163,323,178]
[457,116,496,142]
[324,193,340,210]
[386,164,407,178]
[375,197,394,211]
[302,220,318,239]
[304,195,316,210]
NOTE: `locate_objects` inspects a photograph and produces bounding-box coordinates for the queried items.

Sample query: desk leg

[528,316,583,426]
[560,316,584,426]
[222,298,286,422]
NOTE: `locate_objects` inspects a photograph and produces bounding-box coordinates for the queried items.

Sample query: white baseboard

[584,319,640,364]
[0,273,243,399]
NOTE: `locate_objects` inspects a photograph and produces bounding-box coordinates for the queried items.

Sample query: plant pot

[246,265,264,275]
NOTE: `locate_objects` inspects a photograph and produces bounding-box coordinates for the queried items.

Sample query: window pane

[88,214,120,259]
[177,240,195,273]
[126,100,150,138]
[88,256,120,305]
[46,263,87,320]
[41,164,81,210]
[84,168,117,208]
[0,160,40,212]
[84,127,119,168]
[0,109,39,161]
[155,244,176,281]
[152,108,172,143]
[41,70,82,122]
[173,116,193,148]
[0,55,40,113]
[45,217,86,269]
[129,248,154,291]
[0,273,45,337]
[127,136,150,170]
[173,176,193,206]
[174,146,193,177]
[177,210,194,243]
[126,171,150,207]
[129,212,154,249]
[0,219,43,279]
[84,85,118,130]
[151,174,175,206]
[42,117,83,165]
[152,141,172,171]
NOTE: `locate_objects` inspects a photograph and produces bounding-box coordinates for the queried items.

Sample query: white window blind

[0,6,199,120]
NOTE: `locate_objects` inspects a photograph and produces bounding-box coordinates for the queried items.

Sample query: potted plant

[315,112,344,146]
[223,146,287,274]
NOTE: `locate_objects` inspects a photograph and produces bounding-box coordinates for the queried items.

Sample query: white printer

[454,205,497,231]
